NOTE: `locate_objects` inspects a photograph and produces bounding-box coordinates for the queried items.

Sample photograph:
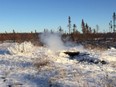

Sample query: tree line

[0,12,116,44]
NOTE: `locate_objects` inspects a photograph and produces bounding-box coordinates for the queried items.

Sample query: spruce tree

[68,16,71,34]
[81,19,85,34]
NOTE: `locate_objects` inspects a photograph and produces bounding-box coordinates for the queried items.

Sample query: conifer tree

[73,24,77,33]
[68,16,71,34]
[81,19,86,34]
[85,23,89,33]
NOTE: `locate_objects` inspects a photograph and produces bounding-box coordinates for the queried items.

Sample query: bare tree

[113,12,116,32]
[96,25,99,33]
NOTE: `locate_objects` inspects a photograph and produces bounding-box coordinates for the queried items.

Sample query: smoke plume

[39,32,66,51]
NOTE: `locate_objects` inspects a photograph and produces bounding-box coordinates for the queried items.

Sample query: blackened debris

[64,52,80,58]
[64,51,107,64]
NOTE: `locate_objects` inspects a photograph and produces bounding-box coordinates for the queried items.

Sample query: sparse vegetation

[34,59,50,69]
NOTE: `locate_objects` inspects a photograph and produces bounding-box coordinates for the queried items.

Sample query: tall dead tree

[113,12,116,32]
[96,25,99,33]
[109,21,112,32]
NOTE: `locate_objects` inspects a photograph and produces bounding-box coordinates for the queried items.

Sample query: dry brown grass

[34,58,50,70]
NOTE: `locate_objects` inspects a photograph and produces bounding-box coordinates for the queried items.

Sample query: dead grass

[34,58,50,69]
[84,44,107,51]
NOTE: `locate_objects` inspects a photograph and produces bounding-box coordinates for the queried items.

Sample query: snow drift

[0,42,116,87]
[8,41,35,55]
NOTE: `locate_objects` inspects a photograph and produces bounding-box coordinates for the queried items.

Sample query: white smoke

[39,32,66,51]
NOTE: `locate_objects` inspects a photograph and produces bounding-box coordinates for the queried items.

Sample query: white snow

[0,42,115,87]
[101,47,116,62]
[8,41,36,56]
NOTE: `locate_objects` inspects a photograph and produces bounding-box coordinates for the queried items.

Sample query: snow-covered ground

[0,42,116,87]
